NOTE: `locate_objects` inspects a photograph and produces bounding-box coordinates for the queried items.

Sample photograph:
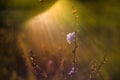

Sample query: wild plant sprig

[66,6,79,80]
[88,53,107,80]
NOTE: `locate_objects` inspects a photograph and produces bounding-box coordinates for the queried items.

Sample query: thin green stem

[72,36,77,80]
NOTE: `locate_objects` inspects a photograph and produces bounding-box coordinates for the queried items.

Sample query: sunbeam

[18,0,110,80]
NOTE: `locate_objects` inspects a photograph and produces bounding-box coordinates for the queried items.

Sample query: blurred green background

[0,0,120,80]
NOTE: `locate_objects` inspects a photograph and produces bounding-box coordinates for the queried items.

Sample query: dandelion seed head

[68,67,76,76]
[66,32,75,44]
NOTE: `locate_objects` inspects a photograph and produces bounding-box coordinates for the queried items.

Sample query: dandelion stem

[72,36,77,80]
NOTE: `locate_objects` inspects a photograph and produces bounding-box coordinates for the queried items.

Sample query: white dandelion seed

[66,32,75,44]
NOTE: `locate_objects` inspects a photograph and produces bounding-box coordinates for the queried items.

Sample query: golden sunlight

[18,0,109,80]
